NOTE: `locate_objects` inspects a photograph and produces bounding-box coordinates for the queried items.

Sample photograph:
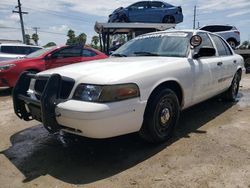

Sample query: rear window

[0,46,41,55]
[200,25,233,32]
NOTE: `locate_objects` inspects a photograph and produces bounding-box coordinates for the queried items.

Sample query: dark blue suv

[108,1,183,24]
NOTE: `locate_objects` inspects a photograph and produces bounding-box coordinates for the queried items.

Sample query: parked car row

[13,30,244,143]
[0,46,107,88]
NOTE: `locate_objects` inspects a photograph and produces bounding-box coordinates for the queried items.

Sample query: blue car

[108,1,183,24]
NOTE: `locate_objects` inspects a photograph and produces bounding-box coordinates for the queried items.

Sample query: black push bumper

[13,72,65,133]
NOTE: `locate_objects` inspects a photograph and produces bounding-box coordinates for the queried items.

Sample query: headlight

[0,64,16,71]
[73,83,140,102]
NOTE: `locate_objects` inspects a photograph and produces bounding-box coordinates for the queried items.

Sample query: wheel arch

[147,80,184,108]
[26,68,40,73]
[227,37,237,44]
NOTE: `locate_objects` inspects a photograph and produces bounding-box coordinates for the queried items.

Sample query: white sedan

[13,30,244,143]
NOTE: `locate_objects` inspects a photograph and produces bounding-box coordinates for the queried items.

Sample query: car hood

[38,57,185,84]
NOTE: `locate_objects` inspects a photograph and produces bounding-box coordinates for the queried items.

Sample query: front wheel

[139,89,180,143]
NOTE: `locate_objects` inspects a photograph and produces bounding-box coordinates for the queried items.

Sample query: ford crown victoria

[13,30,244,143]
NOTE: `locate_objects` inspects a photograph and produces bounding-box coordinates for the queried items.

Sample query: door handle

[217,62,223,66]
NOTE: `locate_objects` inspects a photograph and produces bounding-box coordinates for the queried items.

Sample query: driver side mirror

[193,47,216,59]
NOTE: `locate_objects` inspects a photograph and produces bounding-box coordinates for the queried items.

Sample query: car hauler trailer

[94,22,176,55]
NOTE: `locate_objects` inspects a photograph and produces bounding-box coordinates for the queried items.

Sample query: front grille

[34,76,75,100]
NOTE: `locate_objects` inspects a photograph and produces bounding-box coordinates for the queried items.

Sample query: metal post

[13,0,28,44]
[193,5,196,29]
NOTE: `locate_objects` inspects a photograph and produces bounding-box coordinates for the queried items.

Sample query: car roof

[0,43,42,48]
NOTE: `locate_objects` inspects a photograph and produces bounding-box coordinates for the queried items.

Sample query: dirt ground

[0,75,250,188]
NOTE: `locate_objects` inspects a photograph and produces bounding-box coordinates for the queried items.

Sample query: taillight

[177,7,182,14]
[234,31,240,35]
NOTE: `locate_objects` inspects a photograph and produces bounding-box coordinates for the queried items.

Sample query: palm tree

[32,33,39,45]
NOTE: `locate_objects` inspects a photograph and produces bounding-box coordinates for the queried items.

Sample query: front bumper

[13,72,146,138]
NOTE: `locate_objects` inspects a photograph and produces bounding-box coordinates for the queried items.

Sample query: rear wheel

[163,15,175,23]
[139,89,180,143]
[222,72,241,101]
[227,39,236,49]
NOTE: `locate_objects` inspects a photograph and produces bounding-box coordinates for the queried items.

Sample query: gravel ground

[0,75,250,188]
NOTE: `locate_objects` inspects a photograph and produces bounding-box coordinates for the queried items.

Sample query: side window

[51,46,81,58]
[194,32,214,54]
[130,2,148,10]
[82,49,97,57]
[221,39,233,55]
[150,2,165,8]
[1,46,17,54]
[17,46,32,54]
[210,34,228,56]
[30,47,41,53]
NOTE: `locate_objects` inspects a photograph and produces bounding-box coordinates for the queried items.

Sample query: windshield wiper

[111,53,127,57]
[134,51,160,56]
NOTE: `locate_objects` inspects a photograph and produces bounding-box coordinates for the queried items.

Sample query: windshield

[26,47,55,58]
[112,32,191,57]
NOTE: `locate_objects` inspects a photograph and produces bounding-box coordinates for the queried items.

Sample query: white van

[0,43,43,61]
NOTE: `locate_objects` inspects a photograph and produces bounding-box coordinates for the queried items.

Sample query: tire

[222,72,241,101]
[120,15,129,22]
[227,40,236,49]
[162,15,175,23]
[245,58,250,74]
[139,89,180,143]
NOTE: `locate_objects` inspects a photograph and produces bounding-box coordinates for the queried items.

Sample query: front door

[45,46,82,69]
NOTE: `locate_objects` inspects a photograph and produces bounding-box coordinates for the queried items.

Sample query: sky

[0,0,250,46]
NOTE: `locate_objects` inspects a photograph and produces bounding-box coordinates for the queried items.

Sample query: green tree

[66,29,76,45]
[25,34,31,45]
[77,33,87,46]
[91,35,99,48]
[32,33,39,45]
[239,41,250,49]
[66,29,87,46]
[43,42,56,48]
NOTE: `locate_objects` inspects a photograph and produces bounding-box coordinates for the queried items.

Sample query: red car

[0,45,107,88]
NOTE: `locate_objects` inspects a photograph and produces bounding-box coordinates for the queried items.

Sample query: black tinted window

[210,35,228,56]
[30,47,41,53]
[200,25,233,32]
[82,49,97,57]
[52,46,81,58]
[0,46,33,54]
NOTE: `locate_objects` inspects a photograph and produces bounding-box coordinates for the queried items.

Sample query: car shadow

[0,96,238,184]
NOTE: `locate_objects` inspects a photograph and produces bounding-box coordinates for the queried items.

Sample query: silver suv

[0,43,42,61]
[199,25,240,49]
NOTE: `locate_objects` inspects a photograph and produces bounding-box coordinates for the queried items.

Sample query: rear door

[128,2,150,22]
[80,49,99,61]
[210,34,236,88]
[45,46,82,69]
[147,1,166,22]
